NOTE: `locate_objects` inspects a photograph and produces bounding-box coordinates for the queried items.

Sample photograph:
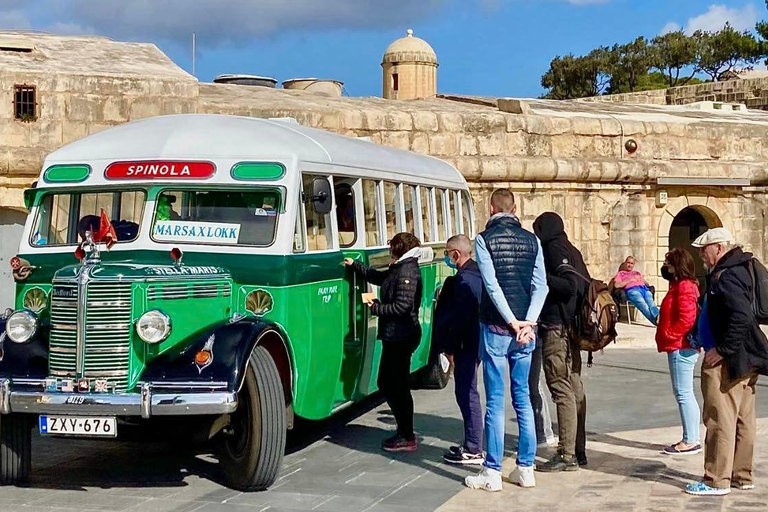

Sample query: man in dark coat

[686,228,768,496]
[532,211,590,472]
[433,234,484,465]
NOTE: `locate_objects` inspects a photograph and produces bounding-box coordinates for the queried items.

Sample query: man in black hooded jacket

[532,212,590,472]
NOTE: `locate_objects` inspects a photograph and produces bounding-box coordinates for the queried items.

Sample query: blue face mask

[444,255,458,270]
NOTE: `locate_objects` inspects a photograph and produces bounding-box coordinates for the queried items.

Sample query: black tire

[217,345,286,491]
[0,414,33,485]
[417,343,451,390]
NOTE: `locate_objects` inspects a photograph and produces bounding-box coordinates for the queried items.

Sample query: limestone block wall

[198,86,768,280]
[579,89,667,106]
[0,71,197,207]
[587,76,768,110]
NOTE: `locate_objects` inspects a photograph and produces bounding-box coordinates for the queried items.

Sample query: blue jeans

[480,324,536,471]
[668,349,701,444]
[626,286,659,324]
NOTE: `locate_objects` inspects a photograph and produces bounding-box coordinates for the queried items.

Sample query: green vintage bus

[0,114,476,490]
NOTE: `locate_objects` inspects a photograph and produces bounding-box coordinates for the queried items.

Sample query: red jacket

[655,278,700,353]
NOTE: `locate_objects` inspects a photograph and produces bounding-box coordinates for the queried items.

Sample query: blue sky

[2,1,766,98]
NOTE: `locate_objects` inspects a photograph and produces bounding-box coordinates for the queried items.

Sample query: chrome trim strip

[7,390,238,416]
[51,323,77,331]
[50,346,77,354]
[76,265,90,375]
[87,346,130,354]
[86,323,131,331]
[141,382,151,419]
[0,379,10,414]
[139,381,229,390]
[89,301,131,307]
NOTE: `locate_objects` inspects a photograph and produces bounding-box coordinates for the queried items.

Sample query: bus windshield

[152,189,281,247]
[31,190,145,246]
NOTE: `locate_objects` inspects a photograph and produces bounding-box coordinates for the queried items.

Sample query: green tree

[755,0,768,63]
[610,37,651,92]
[695,24,763,81]
[649,30,699,87]
[541,54,605,99]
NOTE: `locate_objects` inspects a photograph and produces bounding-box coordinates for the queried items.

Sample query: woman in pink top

[613,256,659,325]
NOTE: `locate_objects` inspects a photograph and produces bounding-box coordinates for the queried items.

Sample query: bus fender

[140,318,292,404]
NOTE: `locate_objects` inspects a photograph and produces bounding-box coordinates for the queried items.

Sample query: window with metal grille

[14,85,36,121]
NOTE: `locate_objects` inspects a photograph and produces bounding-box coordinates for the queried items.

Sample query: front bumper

[0,378,237,419]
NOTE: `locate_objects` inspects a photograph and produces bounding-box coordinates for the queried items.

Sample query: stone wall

[579,89,667,106]
[0,71,197,208]
[585,76,768,110]
[199,86,768,282]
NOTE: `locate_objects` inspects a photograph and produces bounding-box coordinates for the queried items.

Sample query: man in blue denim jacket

[464,189,548,492]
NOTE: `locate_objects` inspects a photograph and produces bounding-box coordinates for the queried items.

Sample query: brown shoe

[382,434,417,452]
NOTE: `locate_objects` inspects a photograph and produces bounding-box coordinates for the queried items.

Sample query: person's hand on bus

[343,258,355,267]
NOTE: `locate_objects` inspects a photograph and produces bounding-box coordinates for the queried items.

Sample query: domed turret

[382,29,438,100]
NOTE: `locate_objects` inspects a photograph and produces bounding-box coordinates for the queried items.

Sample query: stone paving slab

[0,347,765,511]
[438,420,768,512]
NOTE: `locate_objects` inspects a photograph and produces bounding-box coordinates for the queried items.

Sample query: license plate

[39,415,117,437]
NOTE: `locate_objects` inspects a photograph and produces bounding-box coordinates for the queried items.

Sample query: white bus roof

[42,114,467,187]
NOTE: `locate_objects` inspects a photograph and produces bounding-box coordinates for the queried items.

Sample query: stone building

[2,30,768,308]
[0,31,196,306]
[381,29,438,100]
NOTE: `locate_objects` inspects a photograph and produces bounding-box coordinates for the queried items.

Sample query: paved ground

[1,323,767,511]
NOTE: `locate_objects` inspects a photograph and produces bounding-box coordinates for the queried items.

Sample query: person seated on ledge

[613,256,659,325]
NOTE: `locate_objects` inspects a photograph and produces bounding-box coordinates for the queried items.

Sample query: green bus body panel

[14,248,452,420]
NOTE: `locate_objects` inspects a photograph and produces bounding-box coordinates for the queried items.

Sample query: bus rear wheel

[0,414,33,485]
[217,345,286,491]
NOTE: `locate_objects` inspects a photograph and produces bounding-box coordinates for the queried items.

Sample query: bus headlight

[136,310,171,344]
[5,310,38,343]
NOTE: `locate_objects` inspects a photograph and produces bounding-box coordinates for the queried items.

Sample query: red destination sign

[105,161,215,179]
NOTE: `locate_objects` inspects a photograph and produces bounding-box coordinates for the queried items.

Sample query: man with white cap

[685,227,768,496]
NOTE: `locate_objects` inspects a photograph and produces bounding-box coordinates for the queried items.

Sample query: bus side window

[362,179,382,247]
[449,190,461,236]
[383,181,398,242]
[302,174,333,251]
[335,181,356,248]
[402,184,417,235]
[419,186,434,243]
[435,188,446,241]
[461,190,474,237]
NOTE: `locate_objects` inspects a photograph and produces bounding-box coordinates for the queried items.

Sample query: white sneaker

[464,467,502,492]
[512,465,536,488]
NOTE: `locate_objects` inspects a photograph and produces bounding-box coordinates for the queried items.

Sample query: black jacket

[433,259,483,355]
[533,212,590,328]
[478,214,539,326]
[352,257,423,346]
[707,247,768,379]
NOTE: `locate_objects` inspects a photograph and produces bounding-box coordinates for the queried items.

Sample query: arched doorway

[669,206,722,288]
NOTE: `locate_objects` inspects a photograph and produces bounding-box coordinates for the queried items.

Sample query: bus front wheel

[217,345,286,491]
[0,413,32,485]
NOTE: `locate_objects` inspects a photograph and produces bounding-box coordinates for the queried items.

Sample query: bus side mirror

[23,187,37,211]
[309,177,332,215]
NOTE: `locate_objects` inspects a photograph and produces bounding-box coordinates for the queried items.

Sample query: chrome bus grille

[49,280,132,393]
